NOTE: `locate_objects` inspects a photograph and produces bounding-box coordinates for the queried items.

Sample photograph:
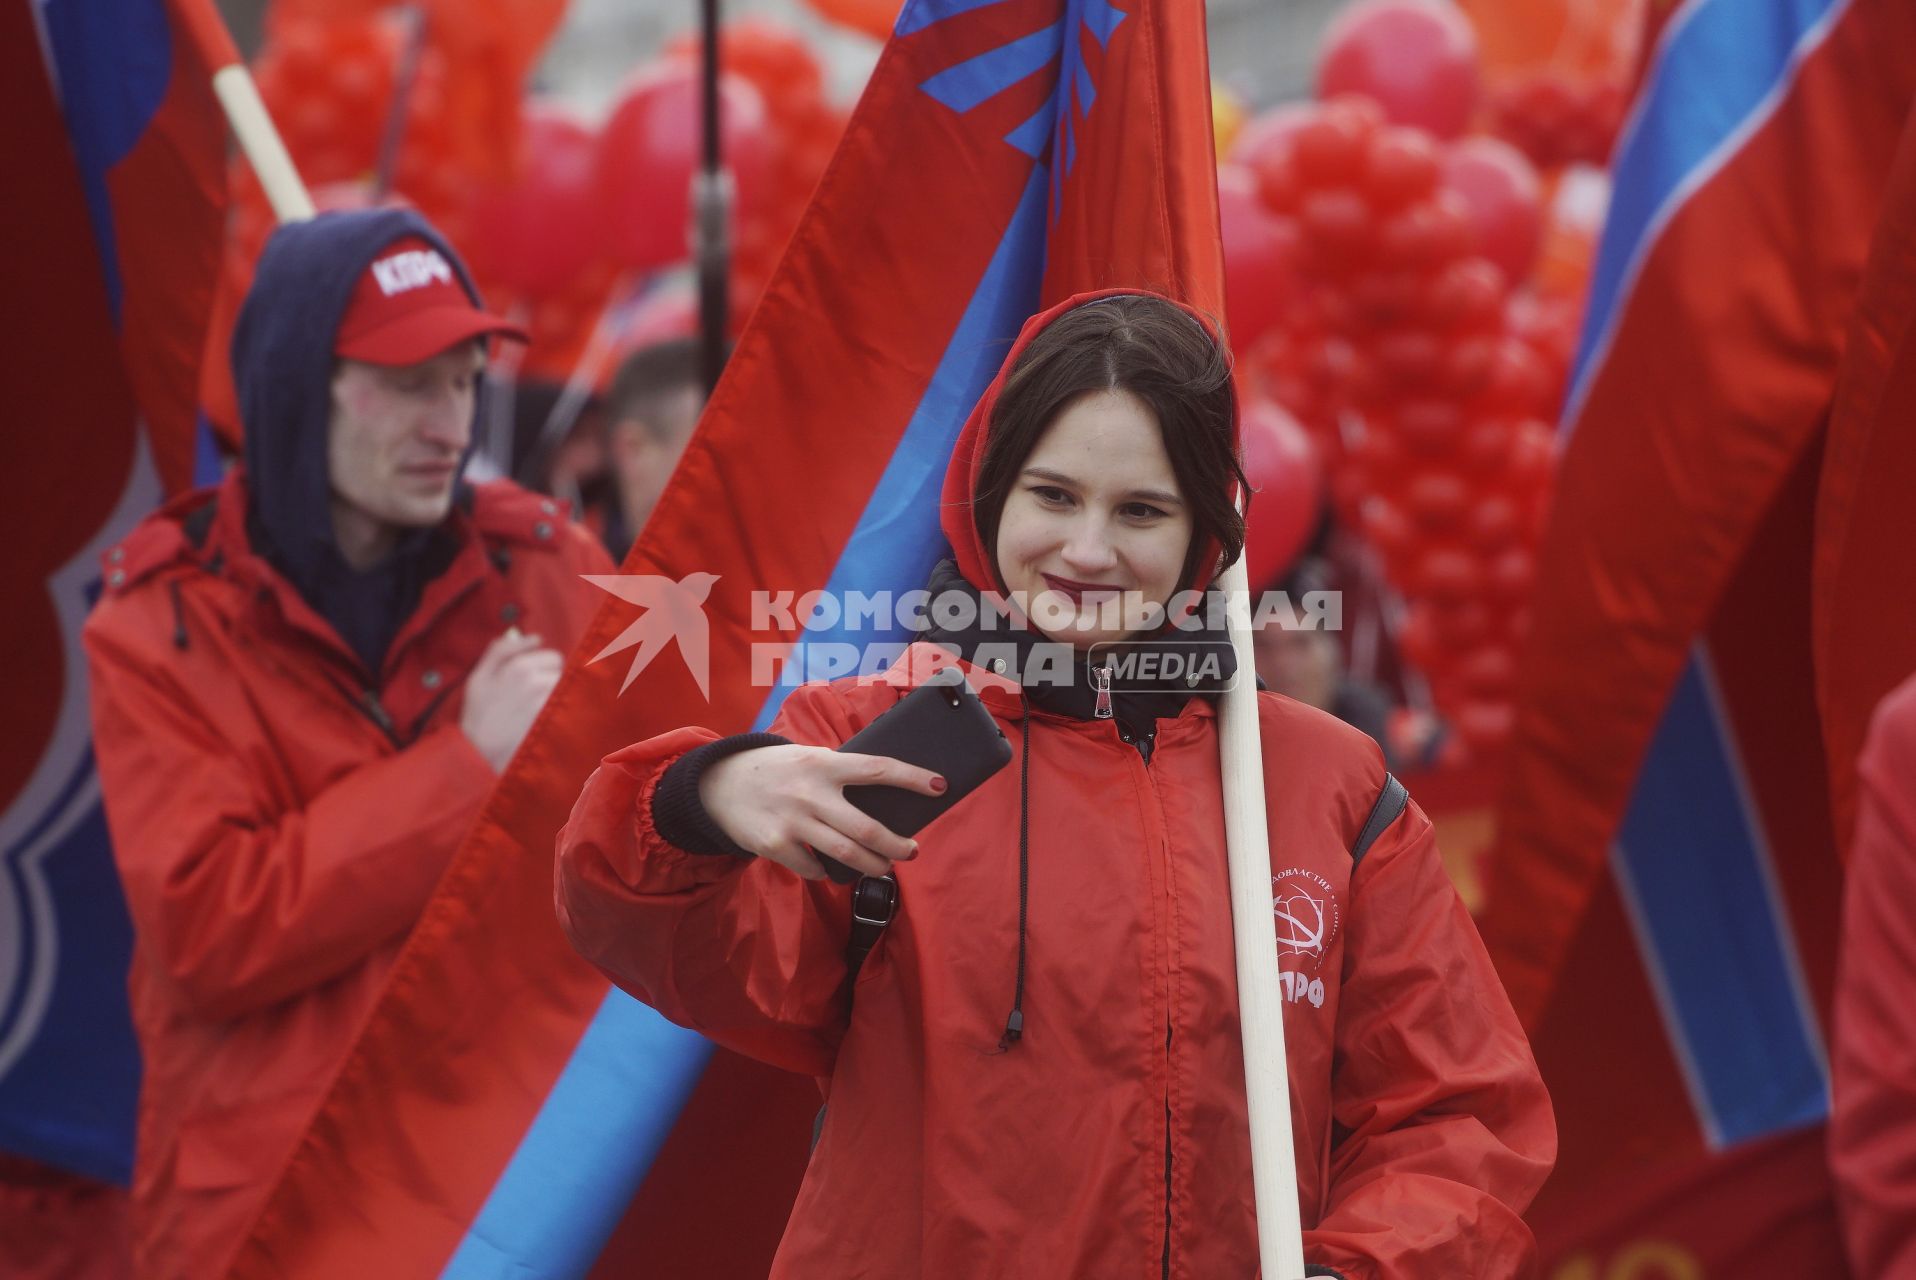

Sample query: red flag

[1814,111,1916,856]
[1478,0,1916,1271]
[1,0,226,1270]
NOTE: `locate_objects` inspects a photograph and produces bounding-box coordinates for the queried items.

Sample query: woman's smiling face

[993,389,1194,649]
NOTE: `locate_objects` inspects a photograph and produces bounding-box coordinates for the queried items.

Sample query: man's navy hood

[233,208,491,678]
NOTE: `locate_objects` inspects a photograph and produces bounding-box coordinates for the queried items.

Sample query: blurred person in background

[522,337,705,561]
[81,208,611,1279]
[1831,669,1916,1277]
[513,377,613,529]
[1252,558,1451,774]
[599,336,706,559]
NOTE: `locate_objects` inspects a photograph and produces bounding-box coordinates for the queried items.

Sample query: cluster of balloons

[1218,0,1616,756]
[226,12,848,387]
[1488,71,1627,171]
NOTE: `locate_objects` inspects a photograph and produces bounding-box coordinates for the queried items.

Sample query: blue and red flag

[1480,0,1916,1271]
[1814,111,1916,861]
[235,2,1223,1276]
[0,0,226,1191]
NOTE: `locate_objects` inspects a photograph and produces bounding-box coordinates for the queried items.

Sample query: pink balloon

[596,62,772,273]
[466,102,604,298]
[1217,165,1299,355]
[1441,136,1544,285]
[1317,0,1481,141]
[1240,398,1325,591]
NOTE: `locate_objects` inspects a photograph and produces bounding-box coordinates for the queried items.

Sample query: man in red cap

[81,209,613,1279]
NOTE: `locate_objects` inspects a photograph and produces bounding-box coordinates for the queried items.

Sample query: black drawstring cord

[998,695,1032,1052]
[168,579,189,651]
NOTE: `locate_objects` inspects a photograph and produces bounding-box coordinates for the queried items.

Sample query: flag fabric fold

[235,3,1224,1275]
[1813,108,1916,856]
[1,0,226,1187]
[1482,0,1916,1034]
[1479,0,1916,1269]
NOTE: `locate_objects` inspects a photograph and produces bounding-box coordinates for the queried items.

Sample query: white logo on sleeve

[1272,866,1341,1010]
[370,249,454,296]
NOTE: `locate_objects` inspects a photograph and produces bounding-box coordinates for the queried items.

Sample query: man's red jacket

[1832,671,1916,1276]
[83,468,609,1279]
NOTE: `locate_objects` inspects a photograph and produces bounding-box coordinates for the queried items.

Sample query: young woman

[556,291,1555,1278]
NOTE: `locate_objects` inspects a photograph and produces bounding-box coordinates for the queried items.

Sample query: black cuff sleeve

[650,732,792,857]
[1305,1268,1346,1279]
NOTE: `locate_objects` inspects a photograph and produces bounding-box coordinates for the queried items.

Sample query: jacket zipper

[356,686,404,748]
[1119,723,1174,1277]
[321,669,405,749]
[1163,1050,1174,1279]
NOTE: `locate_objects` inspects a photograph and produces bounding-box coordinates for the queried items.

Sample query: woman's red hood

[937,288,1236,593]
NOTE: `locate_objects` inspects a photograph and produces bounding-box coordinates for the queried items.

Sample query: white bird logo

[581,572,720,699]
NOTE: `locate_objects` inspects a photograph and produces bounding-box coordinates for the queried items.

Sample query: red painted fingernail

[930,776,948,793]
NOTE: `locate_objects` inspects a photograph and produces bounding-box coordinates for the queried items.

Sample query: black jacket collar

[919,558,1234,740]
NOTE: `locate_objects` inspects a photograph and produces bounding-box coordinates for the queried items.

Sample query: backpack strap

[844,873,898,981]
[820,874,900,1156]
[1352,773,1409,867]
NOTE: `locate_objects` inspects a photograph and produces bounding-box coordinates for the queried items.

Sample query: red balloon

[1232,103,1319,214]
[1218,165,1299,355]
[597,62,772,273]
[1405,470,1471,531]
[1392,397,1467,454]
[1464,493,1521,550]
[1298,187,1374,262]
[1317,0,1482,141]
[1360,496,1415,563]
[1506,419,1558,486]
[1347,420,1410,491]
[1439,333,1497,398]
[1372,327,1443,388]
[467,103,604,298]
[1476,333,1554,417]
[1430,598,1491,647]
[1442,137,1544,284]
[1487,547,1536,604]
[1412,545,1482,603]
[1362,126,1442,209]
[1396,602,1440,670]
[1240,399,1325,591]
[1419,258,1507,331]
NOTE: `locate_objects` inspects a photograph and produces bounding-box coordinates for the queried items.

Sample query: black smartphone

[817,667,1015,884]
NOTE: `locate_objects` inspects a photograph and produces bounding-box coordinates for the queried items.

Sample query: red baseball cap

[334,236,528,365]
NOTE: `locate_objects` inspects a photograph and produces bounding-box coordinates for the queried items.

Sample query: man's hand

[698,744,945,880]
[459,629,564,772]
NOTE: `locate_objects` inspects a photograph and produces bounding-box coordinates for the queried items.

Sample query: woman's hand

[698,745,947,880]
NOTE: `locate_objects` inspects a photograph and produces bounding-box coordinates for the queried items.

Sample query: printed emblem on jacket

[1271,867,1340,1009]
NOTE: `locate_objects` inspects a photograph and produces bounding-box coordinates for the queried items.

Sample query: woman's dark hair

[971,293,1247,591]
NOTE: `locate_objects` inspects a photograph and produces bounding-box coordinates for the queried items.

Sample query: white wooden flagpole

[177,0,316,222]
[1217,549,1307,1280]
